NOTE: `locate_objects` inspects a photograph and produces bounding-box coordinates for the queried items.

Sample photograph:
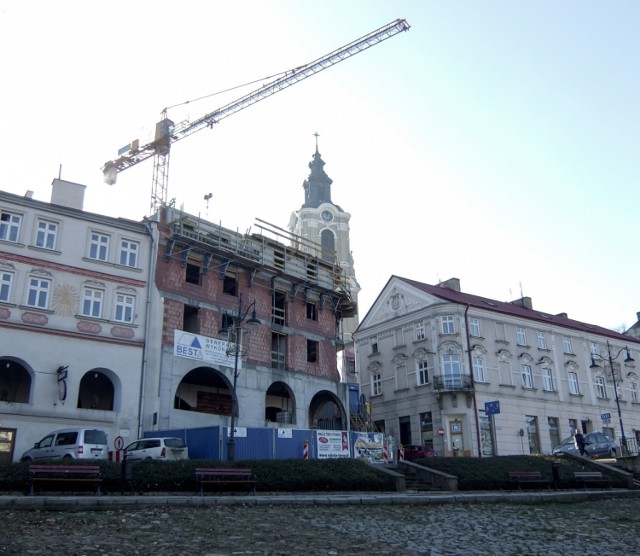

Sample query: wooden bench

[508,470,551,490]
[28,464,102,496]
[195,467,257,495]
[573,471,612,489]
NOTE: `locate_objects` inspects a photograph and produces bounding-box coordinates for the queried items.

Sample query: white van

[20,428,109,461]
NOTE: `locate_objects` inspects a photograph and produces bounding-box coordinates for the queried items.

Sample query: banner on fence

[316,430,350,459]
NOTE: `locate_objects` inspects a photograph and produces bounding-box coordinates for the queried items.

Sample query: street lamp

[223,294,260,462]
[589,340,635,455]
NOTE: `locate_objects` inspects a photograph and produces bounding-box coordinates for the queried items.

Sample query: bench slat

[195,467,257,495]
[28,464,102,496]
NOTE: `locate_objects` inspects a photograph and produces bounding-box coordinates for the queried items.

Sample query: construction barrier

[303,439,308,460]
[399,444,405,461]
[383,443,389,464]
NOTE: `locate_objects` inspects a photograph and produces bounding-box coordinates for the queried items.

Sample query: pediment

[359,277,447,329]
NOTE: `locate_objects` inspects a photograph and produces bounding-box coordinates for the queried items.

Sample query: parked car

[21,428,109,461]
[552,432,617,458]
[403,444,434,461]
[123,437,188,461]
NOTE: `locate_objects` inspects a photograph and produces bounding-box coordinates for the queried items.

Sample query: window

[473,357,486,382]
[114,293,135,323]
[185,260,201,285]
[82,287,103,318]
[542,368,554,391]
[590,342,599,356]
[417,360,429,385]
[27,277,51,309]
[441,315,455,334]
[568,371,580,395]
[223,274,237,295]
[372,370,382,396]
[595,376,607,399]
[469,317,480,337]
[36,219,58,250]
[516,327,527,346]
[537,331,547,349]
[306,301,317,321]
[0,271,12,302]
[521,365,533,388]
[89,232,110,261]
[631,383,639,403]
[0,211,21,242]
[416,322,425,341]
[442,354,462,388]
[307,339,318,363]
[562,336,573,354]
[371,341,378,354]
[119,239,139,267]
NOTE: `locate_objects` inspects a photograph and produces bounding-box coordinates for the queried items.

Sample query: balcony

[433,375,474,392]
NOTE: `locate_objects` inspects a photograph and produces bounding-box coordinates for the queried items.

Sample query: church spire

[302,132,334,208]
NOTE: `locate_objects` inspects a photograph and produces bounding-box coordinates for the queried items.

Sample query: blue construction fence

[144,427,392,462]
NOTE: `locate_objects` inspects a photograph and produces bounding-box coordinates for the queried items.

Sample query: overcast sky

[1,1,638,331]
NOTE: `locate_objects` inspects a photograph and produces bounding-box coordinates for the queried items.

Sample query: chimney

[556,312,568,319]
[437,277,461,292]
[510,297,533,310]
[50,178,85,210]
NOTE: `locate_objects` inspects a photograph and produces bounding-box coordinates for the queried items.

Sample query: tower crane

[102,19,410,215]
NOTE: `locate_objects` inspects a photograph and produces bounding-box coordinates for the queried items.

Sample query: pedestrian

[575,429,587,456]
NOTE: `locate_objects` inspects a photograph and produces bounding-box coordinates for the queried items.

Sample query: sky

[1,1,638,331]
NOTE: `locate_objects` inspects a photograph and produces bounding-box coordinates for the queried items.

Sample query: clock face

[321,210,333,222]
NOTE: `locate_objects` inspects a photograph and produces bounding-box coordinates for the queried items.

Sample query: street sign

[601,412,611,420]
[485,401,500,415]
[438,427,445,437]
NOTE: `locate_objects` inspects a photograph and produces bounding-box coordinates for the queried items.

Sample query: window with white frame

[562,336,573,354]
[442,354,462,388]
[542,368,554,391]
[590,342,599,356]
[417,360,429,385]
[473,357,486,382]
[568,371,580,395]
[114,293,135,323]
[82,287,103,318]
[441,315,455,334]
[35,219,58,250]
[0,211,21,242]
[89,232,110,262]
[0,271,12,302]
[119,239,139,268]
[631,382,638,403]
[469,317,480,337]
[26,277,51,309]
[415,321,425,341]
[537,331,547,349]
[595,376,607,399]
[372,370,382,396]
[521,365,534,388]
[516,327,527,346]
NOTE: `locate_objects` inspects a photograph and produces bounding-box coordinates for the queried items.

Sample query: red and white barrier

[303,439,309,460]
[383,443,389,464]
[399,445,405,461]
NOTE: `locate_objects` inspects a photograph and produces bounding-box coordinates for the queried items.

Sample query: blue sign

[485,401,500,415]
[601,412,611,420]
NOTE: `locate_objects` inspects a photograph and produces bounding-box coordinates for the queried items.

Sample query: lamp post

[224,295,260,462]
[589,340,635,455]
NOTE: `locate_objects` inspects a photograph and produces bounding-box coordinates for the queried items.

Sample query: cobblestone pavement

[0,496,640,555]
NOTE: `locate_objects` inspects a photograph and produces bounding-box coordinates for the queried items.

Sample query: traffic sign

[438,426,445,437]
[601,412,611,420]
[485,401,500,415]
[114,435,125,450]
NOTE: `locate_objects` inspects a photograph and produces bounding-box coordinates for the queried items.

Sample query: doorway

[0,428,16,463]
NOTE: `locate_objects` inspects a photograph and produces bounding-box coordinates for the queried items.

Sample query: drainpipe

[138,218,159,439]
[464,304,483,458]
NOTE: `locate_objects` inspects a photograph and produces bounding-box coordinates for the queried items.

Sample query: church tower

[289,135,360,379]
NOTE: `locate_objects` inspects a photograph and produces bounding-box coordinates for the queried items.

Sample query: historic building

[288,141,359,382]
[0,180,152,461]
[142,205,353,444]
[353,276,640,457]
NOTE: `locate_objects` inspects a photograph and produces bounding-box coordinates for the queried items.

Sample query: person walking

[575,429,587,456]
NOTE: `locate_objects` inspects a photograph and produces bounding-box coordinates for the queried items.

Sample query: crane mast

[102,18,410,215]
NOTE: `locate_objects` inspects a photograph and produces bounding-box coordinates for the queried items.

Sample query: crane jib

[102,18,410,215]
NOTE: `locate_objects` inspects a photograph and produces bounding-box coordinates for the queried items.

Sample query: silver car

[21,428,109,461]
[124,437,188,461]
[552,432,617,458]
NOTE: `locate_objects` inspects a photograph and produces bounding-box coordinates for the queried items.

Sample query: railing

[433,375,473,391]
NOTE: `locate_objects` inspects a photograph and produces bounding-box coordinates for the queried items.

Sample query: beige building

[0,180,153,461]
[354,276,640,457]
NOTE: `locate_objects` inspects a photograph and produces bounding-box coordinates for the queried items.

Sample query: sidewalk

[1,488,639,510]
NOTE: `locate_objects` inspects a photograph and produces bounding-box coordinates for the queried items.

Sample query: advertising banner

[173,330,237,368]
[316,430,350,459]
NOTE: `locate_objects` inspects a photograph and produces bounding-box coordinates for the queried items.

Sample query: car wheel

[21,457,31,462]
[62,455,73,460]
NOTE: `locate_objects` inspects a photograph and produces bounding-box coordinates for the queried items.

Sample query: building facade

[141,206,352,446]
[353,276,640,457]
[0,180,152,461]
